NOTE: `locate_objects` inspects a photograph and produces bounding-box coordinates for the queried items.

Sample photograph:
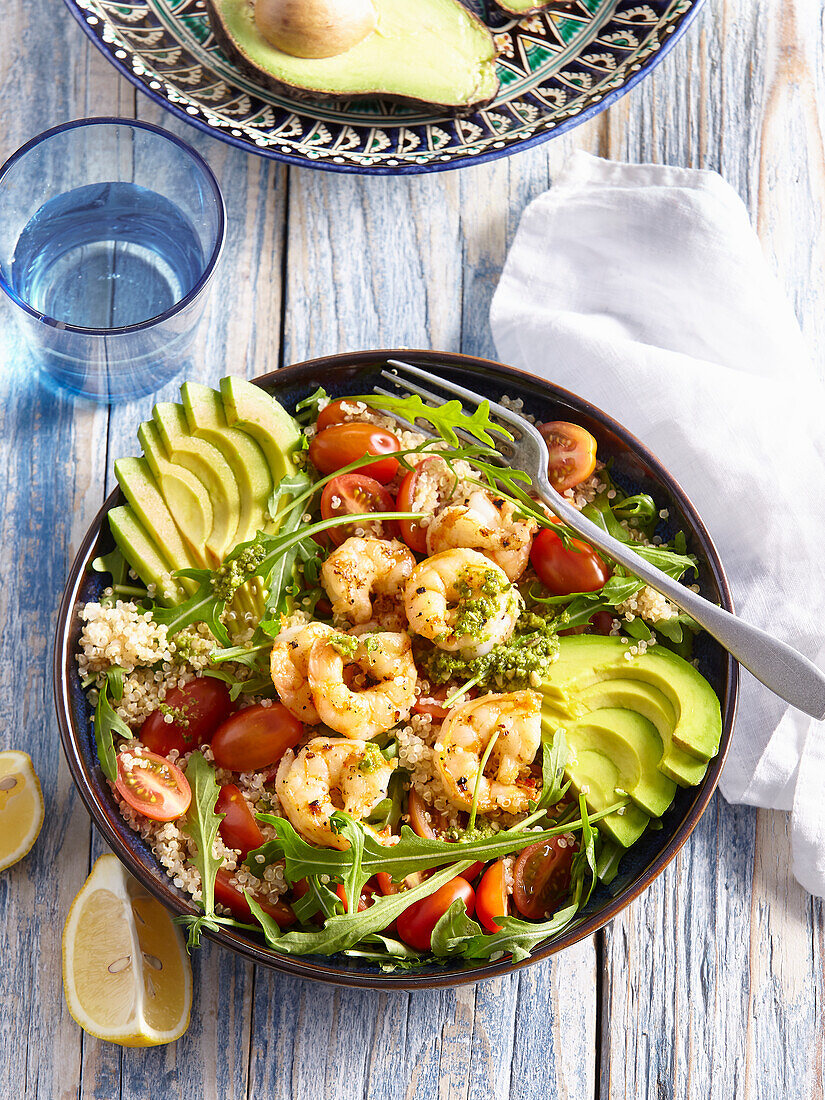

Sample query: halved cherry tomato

[375,872,396,896]
[214,868,296,927]
[115,750,191,822]
[211,703,303,772]
[407,787,444,839]
[397,877,475,952]
[140,678,233,757]
[395,458,446,553]
[539,421,598,492]
[335,881,378,913]
[589,610,615,636]
[320,473,397,546]
[512,837,577,920]
[476,860,509,933]
[215,783,264,857]
[530,527,610,596]
[309,423,400,484]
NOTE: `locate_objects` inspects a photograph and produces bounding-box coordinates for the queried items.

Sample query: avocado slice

[180,382,274,544]
[114,457,205,575]
[555,739,651,848]
[107,507,189,607]
[542,636,722,763]
[205,0,499,113]
[494,0,553,14]
[152,402,244,556]
[219,377,300,494]
[137,421,217,567]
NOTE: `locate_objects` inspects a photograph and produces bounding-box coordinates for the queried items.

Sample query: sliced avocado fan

[206,0,500,112]
[539,636,723,848]
[109,378,301,623]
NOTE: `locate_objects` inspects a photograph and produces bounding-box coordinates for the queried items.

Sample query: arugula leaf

[245,858,475,956]
[537,726,571,809]
[570,795,598,908]
[151,568,231,646]
[180,751,225,948]
[459,903,580,963]
[430,899,484,957]
[92,547,130,589]
[294,386,330,424]
[92,669,130,782]
[582,494,696,581]
[290,877,340,923]
[329,814,366,917]
[355,392,513,447]
[596,840,623,885]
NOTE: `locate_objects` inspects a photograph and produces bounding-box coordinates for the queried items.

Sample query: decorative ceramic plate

[63,1,704,171]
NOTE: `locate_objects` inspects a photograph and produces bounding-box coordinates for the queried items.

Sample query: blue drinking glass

[0,118,225,403]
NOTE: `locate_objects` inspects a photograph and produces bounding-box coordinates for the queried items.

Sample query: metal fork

[381,359,825,720]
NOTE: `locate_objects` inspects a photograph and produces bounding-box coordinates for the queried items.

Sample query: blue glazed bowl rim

[54,349,738,990]
[0,116,226,336]
[60,1,707,176]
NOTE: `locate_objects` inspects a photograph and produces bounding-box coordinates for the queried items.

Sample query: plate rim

[60,0,707,175]
[54,348,737,989]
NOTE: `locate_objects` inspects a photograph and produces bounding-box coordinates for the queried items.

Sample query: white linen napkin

[490,152,825,896]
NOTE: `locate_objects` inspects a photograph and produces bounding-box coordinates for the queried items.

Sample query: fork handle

[539,477,825,720]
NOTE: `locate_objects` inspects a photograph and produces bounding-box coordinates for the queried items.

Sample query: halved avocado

[180,382,274,543]
[107,507,189,607]
[206,0,500,113]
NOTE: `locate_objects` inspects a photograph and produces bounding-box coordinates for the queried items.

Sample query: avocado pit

[254,0,377,59]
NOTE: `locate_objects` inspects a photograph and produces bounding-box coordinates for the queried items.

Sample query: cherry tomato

[316,399,352,432]
[335,881,378,913]
[512,838,577,920]
[395,458,445,553]
[115,750,191,822]
[320,473,397,546]
[589,610,615,636]
[539,421,598,492]
[215,783,264,857]
[140,678,233,757]
[375,872,396,895]
[397,877,475,952]
[309,423,400,484]
[211,703,303,772]
[475,861,509,933]
[214,868,295,927]
[407,787,446,839]
[530,527,610,596]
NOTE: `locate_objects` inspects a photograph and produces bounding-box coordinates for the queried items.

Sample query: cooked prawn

[426,490,536,581]
[321,536,416,629]
[433,691,542,814]
[404,548,519,659]
[307,630,417,739]
[276,737,395,850]
[270,621,334,724]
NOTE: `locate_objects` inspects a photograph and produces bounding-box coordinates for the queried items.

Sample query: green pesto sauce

[453,566,511,640]
[420,609,560,690]
[358,742,383,774]
[157,701,189,728]
[331,632,359,659]
[211,540,268,602]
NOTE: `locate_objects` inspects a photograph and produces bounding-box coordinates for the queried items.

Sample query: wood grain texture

[0,0,822,1097]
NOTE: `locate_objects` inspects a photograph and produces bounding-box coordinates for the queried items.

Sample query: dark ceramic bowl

[55,349,738,990]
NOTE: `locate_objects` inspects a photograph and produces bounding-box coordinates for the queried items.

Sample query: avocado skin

[540,636,722,847]
[205,0,500,116]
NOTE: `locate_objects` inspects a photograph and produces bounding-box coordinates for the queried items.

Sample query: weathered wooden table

[2,0,823,1096]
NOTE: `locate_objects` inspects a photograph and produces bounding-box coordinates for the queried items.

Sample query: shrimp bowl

[55,350,737,989]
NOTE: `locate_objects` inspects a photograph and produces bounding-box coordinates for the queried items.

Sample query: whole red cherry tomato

[397,878,475,952]
[215,783,264,857]
[512,838,577,920]
[539,422,598,492]
[320,473,397,546]
[214,868,295,927]
[530,527,610,596]
[309,423,400,484]
[316,399,353,432]
[140,678,233,757]
[211,703,303,772]
[475,861,509,933]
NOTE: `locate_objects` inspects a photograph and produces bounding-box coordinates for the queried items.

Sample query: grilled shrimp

[276,737,395,850]
[270,621,334,724]
[307,630,417,739]
[434,691,542,814]
[426,490,537,581]
[404,548,519,659]
[321,536,416,629]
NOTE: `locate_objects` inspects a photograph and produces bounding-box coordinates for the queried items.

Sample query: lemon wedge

[62,854,192,1046]
[0,750,45,872]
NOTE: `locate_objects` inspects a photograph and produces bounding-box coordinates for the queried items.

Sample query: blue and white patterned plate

[63,0,704,174]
